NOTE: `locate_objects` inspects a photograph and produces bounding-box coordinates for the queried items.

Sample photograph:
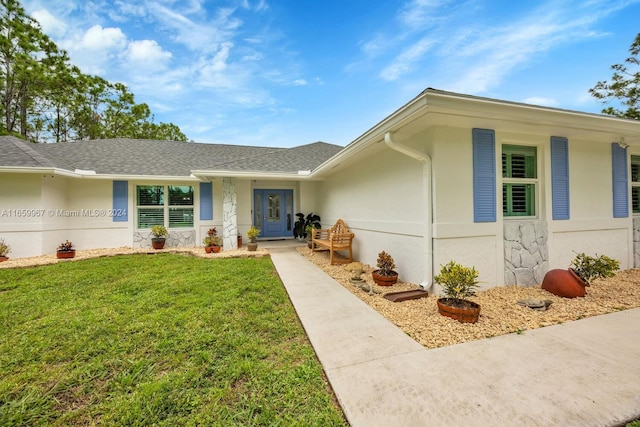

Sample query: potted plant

[246,226,260,251]
[294,212,321,240]
[0,238,10,262]
[56,240,76,259]
[151,225,168,249]
[542,252,620,298]
[371,251,398,286]
[434,261,481,323]
[305,225,314,248]
[203,227,222,253]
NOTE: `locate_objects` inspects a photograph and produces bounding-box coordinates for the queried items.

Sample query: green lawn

[0,254,347,426]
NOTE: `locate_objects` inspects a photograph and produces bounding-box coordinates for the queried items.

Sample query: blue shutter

[112,181,128,222]
[200,182,213,220]
[473,128,496,222]
[551,136,570,220]
[612,143,628,218]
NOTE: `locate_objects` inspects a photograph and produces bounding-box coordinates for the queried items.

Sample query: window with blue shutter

[551,136,569,220]
[612,143,628,218]
[473,128,496,222]
[502,145,537,217]
[112,181,128,222]
[631,156,640,214]
[200,182,213,221]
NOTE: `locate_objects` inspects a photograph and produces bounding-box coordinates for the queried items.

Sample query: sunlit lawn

[0,254,347,426]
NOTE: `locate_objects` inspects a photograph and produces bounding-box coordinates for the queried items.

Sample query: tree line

[0,0,187,143]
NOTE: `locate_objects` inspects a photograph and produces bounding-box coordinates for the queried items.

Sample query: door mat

[383,289,429,302]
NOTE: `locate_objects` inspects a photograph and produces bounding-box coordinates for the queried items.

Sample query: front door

[253,190,294,238]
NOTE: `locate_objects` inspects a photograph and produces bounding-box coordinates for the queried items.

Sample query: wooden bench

[311,219,354,265]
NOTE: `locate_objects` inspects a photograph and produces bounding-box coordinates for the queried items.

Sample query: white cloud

[523,97,559,107]
[380,38,435,81]
[397,0,451,29]
[81,25,127,51]
[31,8,67,38]
[125,39,172,65]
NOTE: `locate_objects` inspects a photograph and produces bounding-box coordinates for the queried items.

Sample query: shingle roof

[0,136,60,168]
[0,136,343,176]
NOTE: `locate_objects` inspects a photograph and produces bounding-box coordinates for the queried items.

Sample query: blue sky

[22,0,640,147]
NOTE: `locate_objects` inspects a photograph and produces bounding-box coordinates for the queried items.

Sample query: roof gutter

[384,131,433,291]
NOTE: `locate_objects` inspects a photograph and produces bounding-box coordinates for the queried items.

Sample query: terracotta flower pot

[212,246,221,253]
[151,238,166,250]
[56,250,76,259]
[372,270,398,286]
[0,256,8,262]
[247,242,258,251]
[437,298,480,323]
[541,268,588,298]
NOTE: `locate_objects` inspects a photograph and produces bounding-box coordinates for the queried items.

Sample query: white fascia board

[80,173,202,182]
[425,90,640,142]
[190,170,316,181]
[0,166,78,177]
[313,92,430,176]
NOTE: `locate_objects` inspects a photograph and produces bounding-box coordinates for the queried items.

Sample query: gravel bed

[296,247,640,349]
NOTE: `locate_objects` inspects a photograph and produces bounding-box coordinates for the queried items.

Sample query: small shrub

[203,235,222,246]
[247,226,260,242]
[376,251,396,276]
[151,225,168,238]
[0,238,10,257]
[434,261,479,302]
[570,252,619,285]
[57,240,74,251]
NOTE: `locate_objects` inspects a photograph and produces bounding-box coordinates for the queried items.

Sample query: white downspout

[384,132,433,290]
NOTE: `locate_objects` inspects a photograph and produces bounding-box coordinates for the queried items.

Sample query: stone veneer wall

[634,217,640,268]
[133,230,195,248]
[504,220,549,286]
[222,178,238,249]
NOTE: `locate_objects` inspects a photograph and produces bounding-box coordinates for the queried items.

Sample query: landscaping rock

[517,298,552,311]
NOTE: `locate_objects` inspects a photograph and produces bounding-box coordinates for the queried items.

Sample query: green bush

[570,252,619,285]
[434,261,479,302]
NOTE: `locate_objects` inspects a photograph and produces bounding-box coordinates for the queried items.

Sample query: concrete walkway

[266,243,640,427]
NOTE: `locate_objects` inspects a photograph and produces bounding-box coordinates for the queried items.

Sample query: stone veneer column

[504,220,549,286]
[634,218,640,268]
[222,177,238,249]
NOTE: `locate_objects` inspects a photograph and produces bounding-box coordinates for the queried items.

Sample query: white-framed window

[632,155,640,214]
[136,185,194,229]
[502,144,537,217]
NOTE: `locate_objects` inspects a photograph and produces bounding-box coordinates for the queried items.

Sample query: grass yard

[0,254,347,426]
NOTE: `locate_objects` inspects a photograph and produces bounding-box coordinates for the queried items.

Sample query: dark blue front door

[253,190,293,238]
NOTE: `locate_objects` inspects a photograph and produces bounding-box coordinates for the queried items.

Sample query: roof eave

[191,170,318,181]
[312,92,430,177]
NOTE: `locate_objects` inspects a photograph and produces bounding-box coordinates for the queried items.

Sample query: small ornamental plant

[202,228,222,246]
[0,238,10,257]
[376,251,396,276]
[247,226,260,243]
[305,225,314,240]
[57,240,74,252]
[151,225,168,238]
[570,252,619,285]
[434,261,479,303]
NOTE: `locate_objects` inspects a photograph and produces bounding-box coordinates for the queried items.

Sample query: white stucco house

[2,89,640,291]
